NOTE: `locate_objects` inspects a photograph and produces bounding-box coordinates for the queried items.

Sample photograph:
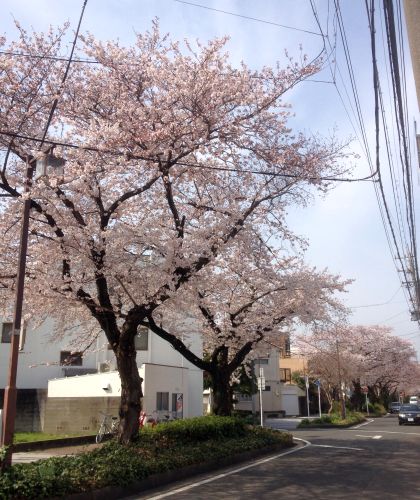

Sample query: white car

[409,396,418,404]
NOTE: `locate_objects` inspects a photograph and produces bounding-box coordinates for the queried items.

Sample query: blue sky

[2,0,420,353]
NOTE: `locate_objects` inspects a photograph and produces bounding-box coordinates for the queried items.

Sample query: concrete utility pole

[305,375,310,417]
[336,340,346,420]
[1,159,34,469]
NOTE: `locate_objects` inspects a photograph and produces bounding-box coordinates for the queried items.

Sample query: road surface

[128,415,420,499]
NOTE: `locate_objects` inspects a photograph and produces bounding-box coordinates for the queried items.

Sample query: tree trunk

[211,369,233,416]
[115,340,143,444]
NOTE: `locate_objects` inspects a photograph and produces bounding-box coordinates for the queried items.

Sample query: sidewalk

[265,416,312,431]
[12,443,101,464]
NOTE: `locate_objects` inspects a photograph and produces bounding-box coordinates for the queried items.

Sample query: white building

[0,318,203,433]
[234,349,303,417]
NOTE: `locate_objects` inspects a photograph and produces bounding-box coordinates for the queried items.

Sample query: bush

[0,416,292,499]
[298,411,366,428]
[371,403,386,416]
[140,415,247,443]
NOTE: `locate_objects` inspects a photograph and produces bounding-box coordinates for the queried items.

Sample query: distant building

[234,347,304,417]
[0,318,203,434]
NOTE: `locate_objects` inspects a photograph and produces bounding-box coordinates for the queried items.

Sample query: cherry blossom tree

[146,241,349,415]
[0,23,350,442]
[299,325,419,412]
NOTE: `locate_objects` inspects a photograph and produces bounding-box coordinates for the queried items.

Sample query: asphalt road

[130,415,420,500]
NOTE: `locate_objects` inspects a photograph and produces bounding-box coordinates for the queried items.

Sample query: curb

[296,419,367,430]
[58,441,296,500]
[12,435,97,452]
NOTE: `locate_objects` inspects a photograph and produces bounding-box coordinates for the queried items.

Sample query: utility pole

[305,374,310,417]
[336,339,346,420]
[1,158,34,469]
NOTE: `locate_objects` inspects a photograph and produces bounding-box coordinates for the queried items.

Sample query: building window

[256,358,269,365]
[60,351,83,366]
[280,368,292,383]
[172,393,183,416]
[135,326,149,351]
[284,336,291,357]
[237,393,252,401]
[263,386,271,392]
[1,322,13,343]
[157,392,169,411]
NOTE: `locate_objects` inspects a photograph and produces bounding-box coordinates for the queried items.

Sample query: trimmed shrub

[298,411,366,428]
[140,415,247,443]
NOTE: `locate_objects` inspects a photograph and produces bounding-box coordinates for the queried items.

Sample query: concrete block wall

[0,389,47,432]
[42,397,120,434]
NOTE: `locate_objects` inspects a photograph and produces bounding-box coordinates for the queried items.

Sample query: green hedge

[298,412,366,428]
[0,416,292,499]
[140,415,247,443]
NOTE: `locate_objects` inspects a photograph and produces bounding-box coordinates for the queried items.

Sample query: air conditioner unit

[98,362,111,373]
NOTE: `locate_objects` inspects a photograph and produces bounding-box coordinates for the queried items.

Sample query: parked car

[409,396,418,404]
[398,404,420,425]
[389,402,401,414]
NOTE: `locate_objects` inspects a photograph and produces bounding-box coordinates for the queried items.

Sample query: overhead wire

[173,0,324,37]
[366,0,416,310]
[348,286,402,308]
[383,0,420,317]
[322,0,417,319]
[329,1,411,313]
[0,129,378,184]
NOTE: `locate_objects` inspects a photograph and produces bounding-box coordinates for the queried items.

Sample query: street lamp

[1,154,64,469]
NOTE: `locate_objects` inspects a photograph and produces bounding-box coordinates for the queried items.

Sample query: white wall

[1,318,203,389]
[0,318,97,389]
[1,316,204,418]
[280,385,304,416]
[142,364,189,416]
[47,363,202,418]
[47,370,122,398]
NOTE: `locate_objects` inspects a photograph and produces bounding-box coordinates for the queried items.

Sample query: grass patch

[1,416,293,499]
[297,412,366,428]
[13,432,92,444]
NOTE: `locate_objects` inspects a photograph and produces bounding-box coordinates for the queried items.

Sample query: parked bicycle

[96,412,119,443]
[139,410,178,428]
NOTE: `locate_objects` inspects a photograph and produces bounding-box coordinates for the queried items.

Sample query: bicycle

[96,412,119,443]
[139,411,157,428]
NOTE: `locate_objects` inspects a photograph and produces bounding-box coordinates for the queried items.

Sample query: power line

[366,0,416,310]
[1,0,89,176]
[0,50,96,64]
[382,0,420,318]
[0,129,378,184]
[173,0,324,37]
[349,286,402,308]
[0,49,330,84]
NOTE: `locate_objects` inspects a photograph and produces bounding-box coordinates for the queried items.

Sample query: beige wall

[43,397,120,434]
[280,356,307,374]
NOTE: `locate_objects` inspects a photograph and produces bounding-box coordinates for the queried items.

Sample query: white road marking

[146,439,311,499]
[355,434,382,439]
[349,429,420,437]
[350,419,374,429]
[312,444,364,451]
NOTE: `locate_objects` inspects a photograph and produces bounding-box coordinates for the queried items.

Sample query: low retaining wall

[43,397,120,434]
[0,389,47,432]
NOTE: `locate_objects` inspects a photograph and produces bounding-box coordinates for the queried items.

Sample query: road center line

[312,444,364,451]
[146,438,311,499]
